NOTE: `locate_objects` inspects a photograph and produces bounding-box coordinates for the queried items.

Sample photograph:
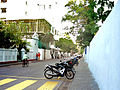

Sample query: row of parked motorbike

[43,55,82,80]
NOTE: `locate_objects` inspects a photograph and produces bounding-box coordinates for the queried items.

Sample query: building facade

[0,0,63,60]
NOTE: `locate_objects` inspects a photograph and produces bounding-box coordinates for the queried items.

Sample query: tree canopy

[55,38,78,53]
[0,21,30,50]
[62,0,114,48]
[38,32,54,49]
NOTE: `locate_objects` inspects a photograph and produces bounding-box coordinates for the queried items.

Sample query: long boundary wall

[0,48,17,62]
[87,0,120,90]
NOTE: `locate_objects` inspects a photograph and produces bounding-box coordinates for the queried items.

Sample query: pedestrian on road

[72,56,79,66]
[61,54,63,59]
[22,52,29,67]
[36,53,38,60]
[51,53,54,59]
[38,52,40,60]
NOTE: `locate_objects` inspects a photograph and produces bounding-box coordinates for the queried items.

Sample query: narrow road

[0,59,70,90]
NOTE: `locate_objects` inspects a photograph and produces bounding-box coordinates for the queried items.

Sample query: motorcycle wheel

[65,70,75,80]
[72,67,76,74]
[44,69,53,79]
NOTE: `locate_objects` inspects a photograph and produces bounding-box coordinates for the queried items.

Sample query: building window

[25,11,27,15]
[49,5,51,9]
[1,8,6,13]
[1,0,7,3]
[44,5,45,10]
[26,1,27,5]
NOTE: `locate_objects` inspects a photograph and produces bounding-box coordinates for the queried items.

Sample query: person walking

[38,52,40,60]
[36,53,38,60]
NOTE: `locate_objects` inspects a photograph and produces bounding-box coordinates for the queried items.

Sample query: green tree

[55,38,78,53]
[0,21,30,49]
[0,21,31,60]
[38,32,54,49]
[62,0,114,48]
[96,0,114,23]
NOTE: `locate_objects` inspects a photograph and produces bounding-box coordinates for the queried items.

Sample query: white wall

[87,0,120,90]
[84,46,90,63]
[27,50,35,60]
[45,50,51,60]
[27,33,38,60]
[38,49,44,60]
[0,48,17,62]
[38,49,51,60]
[6,0,39,20]
[7,0,26,20]
[0,2,7,19]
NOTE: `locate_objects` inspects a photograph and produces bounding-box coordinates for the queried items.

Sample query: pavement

[0,58,99,90]
[68,58,99,90]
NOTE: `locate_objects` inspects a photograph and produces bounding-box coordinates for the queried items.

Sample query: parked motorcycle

[44,61,75,80]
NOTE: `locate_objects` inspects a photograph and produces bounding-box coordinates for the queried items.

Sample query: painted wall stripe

[5,80,37,90]
[0,78,16,86]
[37,81,58,90]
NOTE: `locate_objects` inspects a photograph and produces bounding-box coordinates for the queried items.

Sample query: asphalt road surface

[0,59,72,90]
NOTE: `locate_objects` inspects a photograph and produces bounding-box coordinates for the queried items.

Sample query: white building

[0,0,40,20]
[0,0,66,29]
[0,0,64,42]
[0,0,67,60]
